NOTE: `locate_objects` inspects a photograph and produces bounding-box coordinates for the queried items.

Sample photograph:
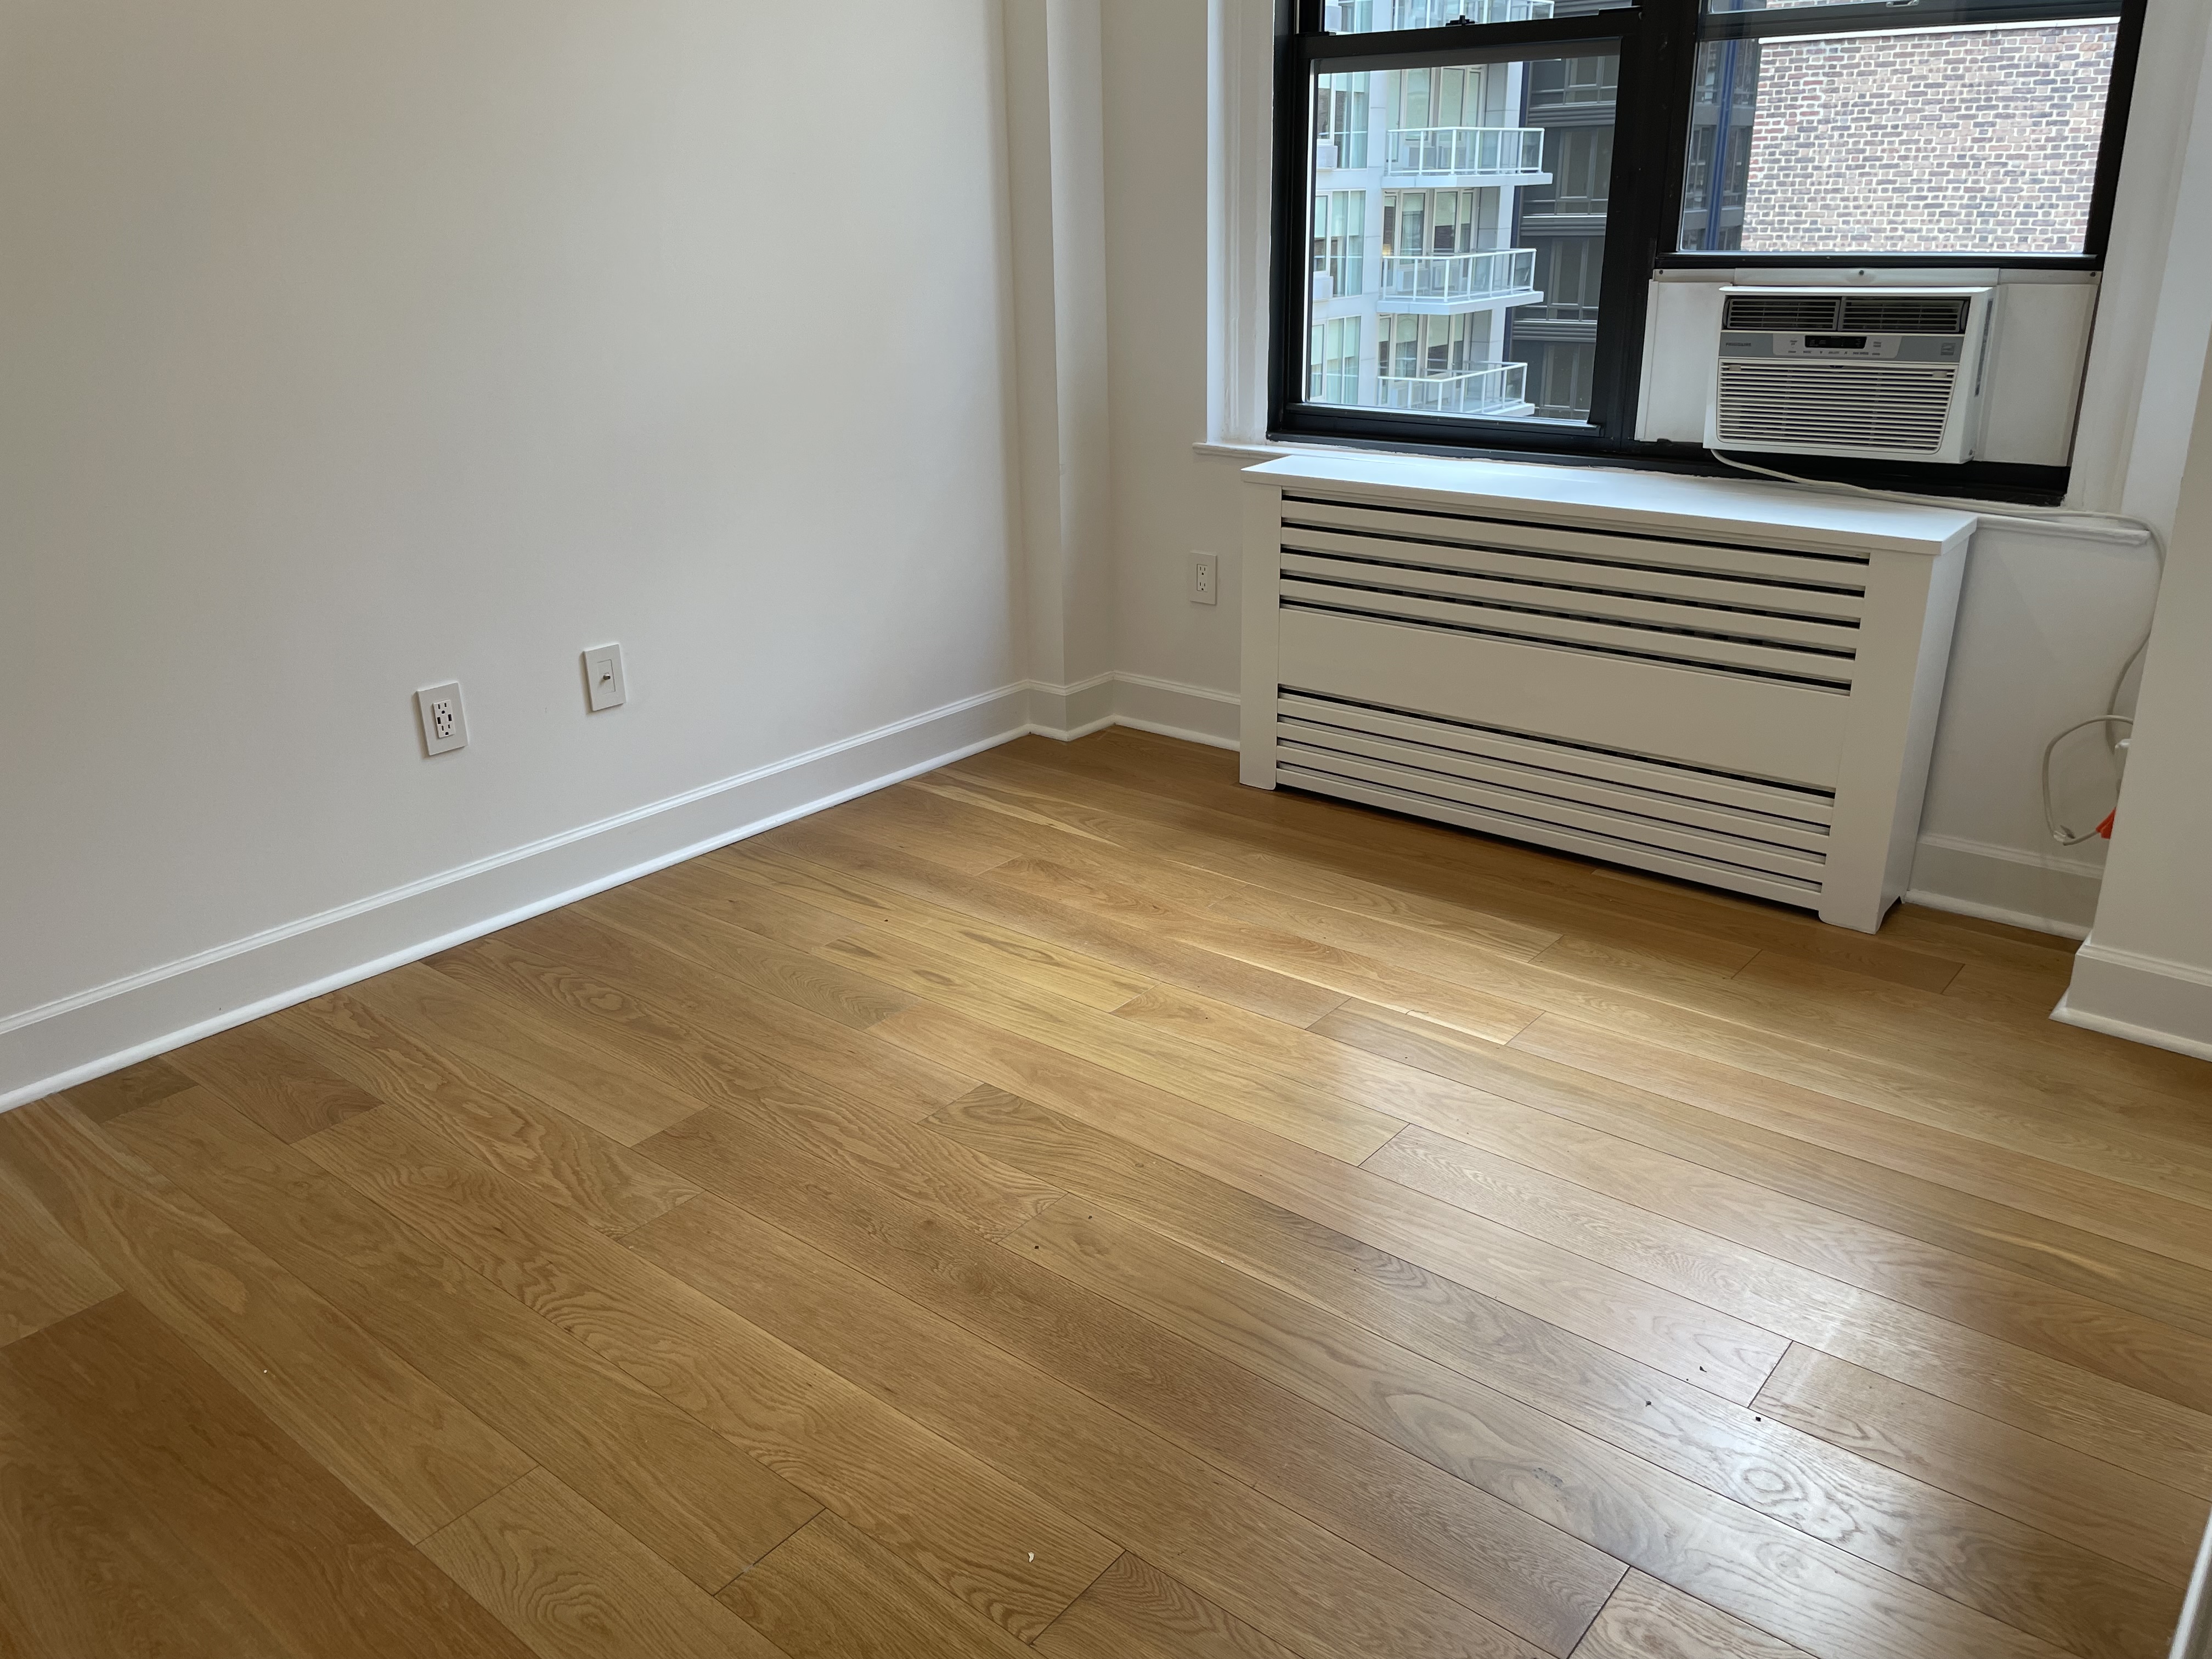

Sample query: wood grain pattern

[54,1057,196,1125]
[641,1114,1624,1655]
[1572,1571,1814,1659]
[422,1469,789,1659]
[0,1334,294,1659]
[167,1019,386,1142]
[0,1154,119,1346]
[1008,1195,2162,1659]
[9,729,2209,1659]
[299,1100,1111,1641]
[930,1092,2185,1658]
[7,1295,533,1659]
[107,1090,819,1592]
[1034,1553,1306,1659]
[628,1193,1558,1659]
[1754,1345,2210,1584]
[0,1097,531,1541]
[720,1511,1034,1659]
[273,985,702,1236]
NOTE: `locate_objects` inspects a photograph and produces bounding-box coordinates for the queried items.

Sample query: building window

[1271,0,2143,466]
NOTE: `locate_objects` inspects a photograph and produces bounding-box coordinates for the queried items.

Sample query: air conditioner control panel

[1719,331,1965,363]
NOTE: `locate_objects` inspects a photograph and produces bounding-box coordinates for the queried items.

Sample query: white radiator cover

[1239,454,1977,933]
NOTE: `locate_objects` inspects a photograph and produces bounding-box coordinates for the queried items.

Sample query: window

[1271,0,2144,469]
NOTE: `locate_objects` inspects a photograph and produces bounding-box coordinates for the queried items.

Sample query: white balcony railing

[1386,126,1548,177]
[1326,0,1555,28]
[1375,363,1527,415]
[1380,248,1538,304]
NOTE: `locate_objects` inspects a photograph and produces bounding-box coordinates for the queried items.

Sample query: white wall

[1091,0,2206,936]
[0,1,1027,1102]
[2060,336,2212,1058]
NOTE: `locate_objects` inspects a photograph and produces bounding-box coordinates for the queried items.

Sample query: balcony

[1385,126,1548,180]
[1378,248,1539,311]
[1375,363,1528,415]
[1325,0,1554,28]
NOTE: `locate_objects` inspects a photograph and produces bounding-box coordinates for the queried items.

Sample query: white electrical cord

[1707,449,2168,845]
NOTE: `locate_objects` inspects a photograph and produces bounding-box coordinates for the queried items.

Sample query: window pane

[1320,0,1635,30]
[1304,50,1618,422]
[1679,21,2118,254]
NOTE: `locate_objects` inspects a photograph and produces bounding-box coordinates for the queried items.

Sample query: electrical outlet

[1190,552,1220,606]
[416,682,469,755]
[583,643,627,712]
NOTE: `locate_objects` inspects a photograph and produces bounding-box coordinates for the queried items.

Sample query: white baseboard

[0,684,1035,1113]
[1905,833,2101,939]
[2053,943,2212,1063]
[1026,672,1241,751]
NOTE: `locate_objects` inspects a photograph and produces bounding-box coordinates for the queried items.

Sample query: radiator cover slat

[1243,464,1975,930]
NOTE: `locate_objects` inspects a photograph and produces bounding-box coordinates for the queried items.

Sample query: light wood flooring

[4,727,2210,1659]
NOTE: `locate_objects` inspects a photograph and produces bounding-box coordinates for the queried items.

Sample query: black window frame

[1267,0,2148,499]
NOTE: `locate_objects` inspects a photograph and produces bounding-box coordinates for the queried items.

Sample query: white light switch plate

[416,682,468,755]
[583,644,627,712]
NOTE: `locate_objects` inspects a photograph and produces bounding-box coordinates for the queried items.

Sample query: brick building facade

[1739,22,2118,254]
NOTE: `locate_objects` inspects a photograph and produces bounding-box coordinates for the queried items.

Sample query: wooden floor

[5,728,2209,1659]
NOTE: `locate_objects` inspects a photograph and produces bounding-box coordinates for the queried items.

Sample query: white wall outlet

[583,643,627,712]
[416,682,468,755]
[1190,551,1220,606]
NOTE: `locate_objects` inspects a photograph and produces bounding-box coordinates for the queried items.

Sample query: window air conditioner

[1705,286,1994,465]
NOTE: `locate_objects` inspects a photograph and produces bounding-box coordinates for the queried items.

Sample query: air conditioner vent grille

[1714,362,1957,455]
[1722,294,1840,331]
[1837,295,1971,335]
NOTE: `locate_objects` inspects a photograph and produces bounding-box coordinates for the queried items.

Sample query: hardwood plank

[1754,1345,2209,1585]
[343,962,704,1146]
[107,1090,818,1593]
[895,776,1579,988]
[917,765,1582,968]
[1367,1122,2212,1496]
[437,906,972,1119]
[646,1096,1062,1242]
[707,845,1155,1012]
[54,1057,196,1125]
[1318,1000,2212,1345]
[274,986,701,1237]
[0,1097,529,1541]
[934,1091,2187,1659]
[1696,946,2210,1135]
[955,738,1945,990]
[578,877,918,1031]
[1330,1034,2212,1417]
[817,928,1404,1160]
[0,1338,292,1659]
[1011,1195,2162,1659]
[641,1107,1625,1656]
[1484,938,2212,1207]
[627,1191,1556,1659]
[723,1510,1032,1659]
[746,823,1346,1025]
[300,1100,1112,1641]
[0,1154,119,1346]
[1571,1572,1813,1659]
[167,1018,384,1142]
[1514,1014,2212,1274]
[8,1295,533,1659]
[984,853,1543,1045]
[633,852,862,952]
[1880,903,2082,972]
[1035,1554,1305,1659]
[421,1468,788,1659]
[877,1002,1787,1401]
